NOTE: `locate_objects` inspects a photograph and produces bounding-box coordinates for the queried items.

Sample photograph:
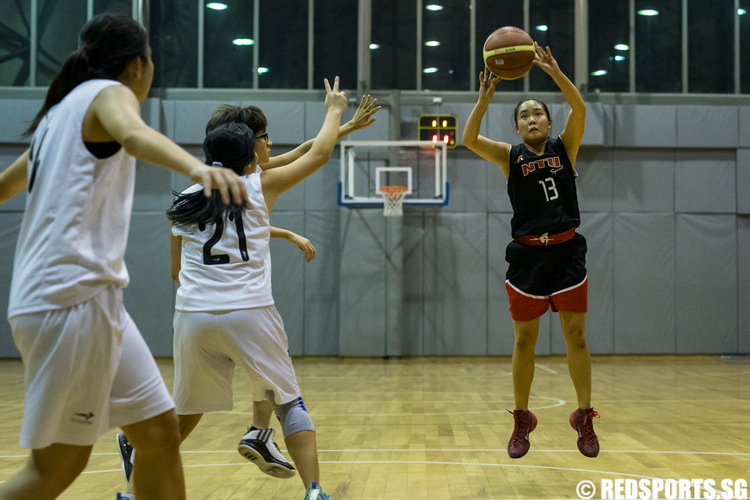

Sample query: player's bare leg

[0,443,91,499]
[120,410,185,500]
[511,317,540,410]
[284,430,320,488]
[559,311,591,408]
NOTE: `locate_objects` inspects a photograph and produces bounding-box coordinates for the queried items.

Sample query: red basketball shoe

[507,409,538,459]
[569,407,600,457]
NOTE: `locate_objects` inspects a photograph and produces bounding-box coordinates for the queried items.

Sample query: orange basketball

[483,26,536,80]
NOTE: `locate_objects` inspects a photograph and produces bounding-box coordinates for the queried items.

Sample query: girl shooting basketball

[463,43,599,459]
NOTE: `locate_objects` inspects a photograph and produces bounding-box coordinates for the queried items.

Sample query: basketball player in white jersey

[0,14,247,500]
[163,78,347,500]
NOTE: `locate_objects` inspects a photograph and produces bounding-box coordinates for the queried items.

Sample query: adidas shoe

[507,409,538,459]
[304,480,330,500]
[116,432,134,482]
[238,427,296,479]
[569,407,600,458]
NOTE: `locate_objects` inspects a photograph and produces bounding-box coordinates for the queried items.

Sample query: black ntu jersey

[507,136,580,239]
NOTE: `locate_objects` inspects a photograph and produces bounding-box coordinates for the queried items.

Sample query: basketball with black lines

[483,26,535,80]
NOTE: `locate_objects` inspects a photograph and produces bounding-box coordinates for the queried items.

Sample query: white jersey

[8,79,135,318]
[172,173,273,312]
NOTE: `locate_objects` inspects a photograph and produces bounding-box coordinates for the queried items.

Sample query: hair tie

[212,161,224,167]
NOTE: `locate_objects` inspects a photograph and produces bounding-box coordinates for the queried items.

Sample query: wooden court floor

[1,355,749,500]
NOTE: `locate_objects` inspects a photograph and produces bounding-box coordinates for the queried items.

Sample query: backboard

[338,140,449,207]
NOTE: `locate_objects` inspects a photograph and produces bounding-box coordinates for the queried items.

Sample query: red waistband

[514,227,575,246]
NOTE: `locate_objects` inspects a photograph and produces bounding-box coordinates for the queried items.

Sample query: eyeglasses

[256,132,269,143]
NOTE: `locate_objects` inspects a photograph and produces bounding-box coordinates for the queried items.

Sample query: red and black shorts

[504,232,588,322]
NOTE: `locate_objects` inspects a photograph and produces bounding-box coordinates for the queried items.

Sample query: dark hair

[206,104,268,135]
[512,99,551,127]
[26,14,150,136]
[167,123,257,227]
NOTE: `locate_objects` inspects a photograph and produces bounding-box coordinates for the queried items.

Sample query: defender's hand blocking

[324,77,348,114]
[348,94,380,131]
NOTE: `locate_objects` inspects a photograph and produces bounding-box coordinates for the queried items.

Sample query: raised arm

[533,43,586,166]
[261,94,380,170]
[462,69,512,178]
[260,77,348,210]
[88,84,248,205]
[0,151,29,204]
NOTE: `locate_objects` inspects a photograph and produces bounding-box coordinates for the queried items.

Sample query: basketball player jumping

[462,43,600,459]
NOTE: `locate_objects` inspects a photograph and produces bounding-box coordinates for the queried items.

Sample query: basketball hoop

[379,185,408,217]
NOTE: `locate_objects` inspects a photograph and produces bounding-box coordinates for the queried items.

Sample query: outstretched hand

[533,42,561,75]
[348,94,381,131]
[324,76,349,114]
[478,67,502,101]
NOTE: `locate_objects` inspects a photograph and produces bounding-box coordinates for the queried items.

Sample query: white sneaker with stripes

[237,427,296,479]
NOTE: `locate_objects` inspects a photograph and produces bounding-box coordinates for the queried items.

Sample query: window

[259,0,308,89]
[688,0,734,93]
[589,1,630,92]
[0,1,32,86]
[204,1,255,88]
[314,0,357,90]
[741,0,750,93]
[422,0,471,91]
[151,0,197,88]
[635,0,682,92]
[529,0,574,92]
[371,0,417,90]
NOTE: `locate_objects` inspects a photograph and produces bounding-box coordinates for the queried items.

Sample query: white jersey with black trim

[8,79,135,318]
[172,173,273,312]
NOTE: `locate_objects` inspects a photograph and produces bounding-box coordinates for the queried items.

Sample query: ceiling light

[614,55,625,61]
[232,38,254,46]
[369,43,380,49]
[637,9,659,16]
[425,41,440,47]
[425,4,444,11]
[591,70,608,76]
[423,67,438,74]
[257,67,269,74]
[206,2,228,10]
[614,44,630,51]
[535,25,548,32]
[738,8,747,15]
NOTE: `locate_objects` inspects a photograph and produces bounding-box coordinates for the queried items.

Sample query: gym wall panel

[0,99,41,143]
[740,107,750,147]
[738,149,750,214]
[486,213,516,355]
[454,102,488,148]
[303,155,340,211]
[123,213,175,356]
[613,213,676,353]
[675,214,737,353]
[677,106,739,148]
[387,213,425,357]
[615,105,677,148]
[486,103,518,146]
[338,209,385,355]
[0,212,22,357]
[486,160,513,213]
[580,102,609,146]
[422,213,487,355]
[171,100,242,144]
[612,149,675,213]
[304,211,341,355]
[305,100,390,144]
[268,212,307,355]
[738,216,750,353]
[445,151,489,213]
[674,150,736,213]
[133,161,174,212]
[576,147,614,213]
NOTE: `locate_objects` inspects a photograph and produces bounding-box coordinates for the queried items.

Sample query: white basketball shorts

[172,306,301,414]
[10,287,174,449]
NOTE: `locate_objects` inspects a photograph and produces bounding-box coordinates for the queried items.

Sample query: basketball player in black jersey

[463,43,599,459]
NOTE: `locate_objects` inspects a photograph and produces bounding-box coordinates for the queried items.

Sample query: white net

[380,186,407,217]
